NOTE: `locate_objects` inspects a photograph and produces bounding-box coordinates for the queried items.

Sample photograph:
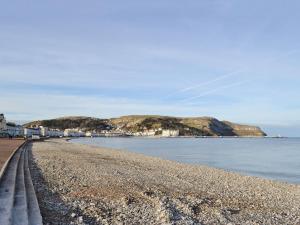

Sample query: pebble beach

[29,139,300,225]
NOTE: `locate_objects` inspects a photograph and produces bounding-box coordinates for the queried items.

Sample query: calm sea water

[71,137,300,184]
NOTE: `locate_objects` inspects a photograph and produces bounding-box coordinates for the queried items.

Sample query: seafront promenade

[0,139,42,225]
[0,139,24,170]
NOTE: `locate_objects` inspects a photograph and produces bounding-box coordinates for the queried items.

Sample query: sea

[71,137,300,184]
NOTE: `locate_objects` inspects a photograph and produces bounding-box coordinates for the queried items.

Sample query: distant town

[0,113,181,138]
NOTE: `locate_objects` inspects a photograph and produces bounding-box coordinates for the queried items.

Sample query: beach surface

[29,139,300,225]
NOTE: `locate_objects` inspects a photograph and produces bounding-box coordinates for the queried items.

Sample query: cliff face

[24,115,266,137]
[110,116,266,136]
[222,121,267,136]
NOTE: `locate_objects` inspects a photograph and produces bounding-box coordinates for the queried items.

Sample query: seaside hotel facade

[0,114,8,137]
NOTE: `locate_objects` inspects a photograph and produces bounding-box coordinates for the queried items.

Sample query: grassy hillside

[24,116,111,132]
[24,115,266,136]
[110,115,206,136]
[110,115,266,136]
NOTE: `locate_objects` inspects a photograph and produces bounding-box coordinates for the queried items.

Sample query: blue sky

[1,0,300,135]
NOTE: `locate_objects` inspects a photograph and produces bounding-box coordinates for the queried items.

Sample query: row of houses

[1,117,62,137]
[162,129,180,137]
[63,129,85,137]
[131,129,180,137]
[4,124,64,138]
[7,123,25,137]
[5,126,86,138]
[1,114,181,138]
[3,123,101,138]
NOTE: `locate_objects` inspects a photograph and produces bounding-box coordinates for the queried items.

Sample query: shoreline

[30,139,300,224]
[69,137,300,185]
[70,135,271,139]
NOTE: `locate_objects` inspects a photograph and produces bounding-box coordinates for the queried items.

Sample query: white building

[138,129,156,136]
[162,129,180,137]
[6,123,24,137]
[0,114,7,131]
[49,129,64,137]
[132,129,157,136]
[64,129,85,137]
[39,126,63,137]
[24,128,40,137]
[85,131,98,137]
[39,126,49,137]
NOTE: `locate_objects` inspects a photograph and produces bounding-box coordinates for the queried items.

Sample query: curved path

[0,142,42,225]
[0,139,25,170]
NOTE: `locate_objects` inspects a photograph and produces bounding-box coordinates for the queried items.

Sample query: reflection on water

[71,137,300,184]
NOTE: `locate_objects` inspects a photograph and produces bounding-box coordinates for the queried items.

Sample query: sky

[1,0,300,136]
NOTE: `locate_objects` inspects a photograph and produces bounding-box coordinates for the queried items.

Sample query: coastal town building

[103,131,128,137]
[0,114,7,131]
[162,129,180,137]
[24,128,41,137]
[40,126,64,137]
[86,131,91,137]
[133,129,156,136]
[6,122,24,137]
[64,129,85,137]
[144,129,156,136]
[49,129,64,137]
[131,129,180,137]
[85,131,102,137]
[0,113,8,137]
[39,126,49,137]
[1,114,88,138]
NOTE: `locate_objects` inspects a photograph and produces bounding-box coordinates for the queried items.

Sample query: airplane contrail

[266,49,300,64]
[173,49,298,97]
[164,69,244,99]
[164,48,298,102]
[178,69,244,93]
[181,80,248,103]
